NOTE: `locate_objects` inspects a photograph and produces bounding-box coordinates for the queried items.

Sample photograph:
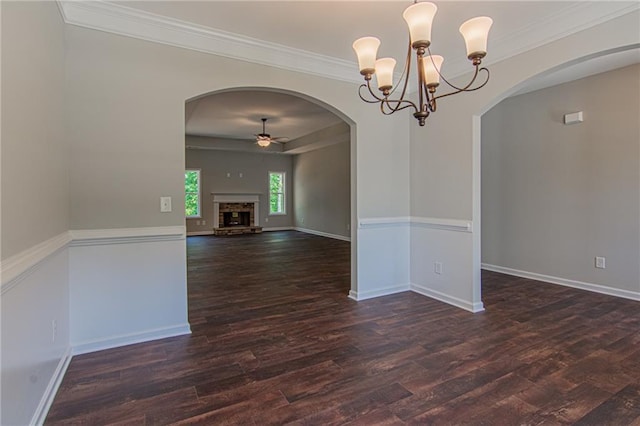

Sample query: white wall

[185,146,294,233]
[410,10,640,310]
[1,247,70,426]
[294,140,350,239]
[1,2,70,425]
[482,64,639,297]
[69,233,190,354]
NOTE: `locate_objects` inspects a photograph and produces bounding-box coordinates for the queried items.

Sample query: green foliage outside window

[269,172,285,214]
[185,170,200,217]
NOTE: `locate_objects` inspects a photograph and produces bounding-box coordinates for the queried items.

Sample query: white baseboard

[186,231,215,236]
[32,346,73,426]
[294,227,351,242]
[263,227,295,232]
[348,284,409,301]
[481,263,640,302]
[72,323,191,355]
[410,282,485,313]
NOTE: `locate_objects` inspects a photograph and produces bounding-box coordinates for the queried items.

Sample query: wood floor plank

[46,232,640,425]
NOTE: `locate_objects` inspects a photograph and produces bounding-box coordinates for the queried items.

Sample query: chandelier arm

[386,40,412,99]
[440,64,479,92]
[377,40,415,113]
[359,81,418,114]
[381,97,418,114]
[396,40,414,101]
[433,67,490,102]
[358,82,386,103]
[381,99,418,114]
[422,74,434,113]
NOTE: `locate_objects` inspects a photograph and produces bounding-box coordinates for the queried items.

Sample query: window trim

[268,171,286,216]
[185,168,201,219]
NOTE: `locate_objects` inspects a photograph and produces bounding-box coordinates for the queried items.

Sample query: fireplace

[212,194,263,236]
[223,211,250,227]
[219,203,254,227]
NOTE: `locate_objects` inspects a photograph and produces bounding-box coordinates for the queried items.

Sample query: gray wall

[1,1,68,258]
[294,141,351,239]
[185,146,294,232]
[1,3,71,425]
[63,17,411,301]
[482,64,640,292]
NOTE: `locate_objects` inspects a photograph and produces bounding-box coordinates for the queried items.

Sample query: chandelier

[352,1,492,126]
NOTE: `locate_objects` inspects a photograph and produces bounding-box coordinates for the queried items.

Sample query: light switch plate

[160,196,172,212]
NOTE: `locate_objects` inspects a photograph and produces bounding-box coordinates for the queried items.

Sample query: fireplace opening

[223,211,250,227]
[214,199,262,235]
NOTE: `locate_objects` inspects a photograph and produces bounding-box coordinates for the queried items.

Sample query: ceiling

[186,90,343,141]
[62,1,640,148]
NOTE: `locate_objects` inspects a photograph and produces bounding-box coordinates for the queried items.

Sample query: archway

[183,87,358,302]
[473,45,640,307]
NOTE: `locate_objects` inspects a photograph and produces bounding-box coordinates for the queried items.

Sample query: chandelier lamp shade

[353,1,493,126]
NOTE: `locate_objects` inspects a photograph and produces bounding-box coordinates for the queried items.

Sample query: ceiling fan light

[257,137,271,147]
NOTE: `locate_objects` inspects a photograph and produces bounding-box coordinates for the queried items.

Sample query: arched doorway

[183,87,358,309]
[474,46,640,306]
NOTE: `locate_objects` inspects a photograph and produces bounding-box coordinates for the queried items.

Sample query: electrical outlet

[196,220,200,226]
[52,319,57,343]
[264,217,269,223]
[347,223,350,231]
[202,220,206,225]
[434,262,443,275]
[595,256,606,269]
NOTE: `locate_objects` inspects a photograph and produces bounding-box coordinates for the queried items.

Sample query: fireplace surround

[212,194,263,235]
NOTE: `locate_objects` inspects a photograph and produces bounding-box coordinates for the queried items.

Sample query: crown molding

[58,0,361,84]
[447,1,640,76]
[495,2,639,63]
[58,1,639,84]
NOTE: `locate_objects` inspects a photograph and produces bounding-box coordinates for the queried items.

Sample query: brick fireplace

[212,194,263,236]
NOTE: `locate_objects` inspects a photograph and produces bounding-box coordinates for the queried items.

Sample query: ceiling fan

[254,118,288,147]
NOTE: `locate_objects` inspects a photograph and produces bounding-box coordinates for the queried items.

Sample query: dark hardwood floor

[47,231,640,425]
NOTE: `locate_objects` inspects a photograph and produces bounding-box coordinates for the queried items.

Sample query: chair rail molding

[1,232,72,294]
[69,226,185,246]
[359,216,471,232]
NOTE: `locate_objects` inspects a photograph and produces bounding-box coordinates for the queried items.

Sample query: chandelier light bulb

[402,2,438,48]
[352,1,492,126]
[375,58,396,92]
[353,37,381,75]
[422,55,444,87]
[459,16,493,60]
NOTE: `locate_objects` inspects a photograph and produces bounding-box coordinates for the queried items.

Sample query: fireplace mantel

[212,193,261,228]
[212,193,261,203]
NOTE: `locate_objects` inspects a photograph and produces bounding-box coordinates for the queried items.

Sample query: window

[185,169,201,218]
[269,172,285,215]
